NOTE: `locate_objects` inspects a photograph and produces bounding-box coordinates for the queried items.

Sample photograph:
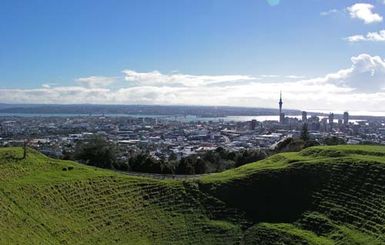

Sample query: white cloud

[346,35,366,42]
[347,3,383,24]
[41,84,51,89]
[41,83,57,89]
[320,9,339,16]
[285,75,306,79]
[259,74,280,78]
[303,54,385,92]
[76,76,116,88]
[346,30,385,42]
[0,87,112,104]
[258,75,306,79]
[122,70,255,87]
[2,54,385,113]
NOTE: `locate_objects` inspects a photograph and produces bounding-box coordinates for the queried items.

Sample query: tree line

[68,128,349,175]
[69,135,269,175]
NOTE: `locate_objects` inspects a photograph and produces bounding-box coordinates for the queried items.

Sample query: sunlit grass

[1,145,385,244]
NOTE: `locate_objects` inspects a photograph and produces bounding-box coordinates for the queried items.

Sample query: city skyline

[1,0,385,114]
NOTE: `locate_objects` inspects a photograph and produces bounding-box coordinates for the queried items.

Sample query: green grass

[2,145,385,244]
[243,222,334,245]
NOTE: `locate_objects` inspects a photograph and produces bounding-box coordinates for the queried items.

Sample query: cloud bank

[122,70,255,87]
[1,54,385,113]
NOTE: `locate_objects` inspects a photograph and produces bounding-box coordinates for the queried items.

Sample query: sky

[1,0,385,114]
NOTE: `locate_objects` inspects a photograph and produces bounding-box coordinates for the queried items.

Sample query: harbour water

[0,113,291,122]
[0,113,366,123]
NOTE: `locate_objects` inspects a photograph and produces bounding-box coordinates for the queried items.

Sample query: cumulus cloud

[76,76,116,88]
[1,54,385,112]
[346,30,385,42]
[303,54,385,92]
[347,3,383,24]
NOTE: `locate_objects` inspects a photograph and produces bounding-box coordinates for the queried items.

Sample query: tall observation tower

[279,91,284,123]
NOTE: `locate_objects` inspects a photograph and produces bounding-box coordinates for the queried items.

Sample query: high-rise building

[321,118,328,132]
[338,119,343,127]
[302,111,307,122]
[250,119,257,130]
[343,112,349,126]
[328,113,334,131]
[279,91,284,123]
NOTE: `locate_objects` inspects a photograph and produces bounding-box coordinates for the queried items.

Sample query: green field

[1,145,385,244]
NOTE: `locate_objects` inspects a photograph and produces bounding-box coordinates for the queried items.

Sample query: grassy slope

[1,146,385,244]
[0,148,245,245]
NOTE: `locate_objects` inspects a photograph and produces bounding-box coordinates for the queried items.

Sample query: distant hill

[1,145,385,244]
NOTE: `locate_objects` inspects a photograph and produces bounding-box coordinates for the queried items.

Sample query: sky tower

[279,91,284,123]
[279,91,283,115]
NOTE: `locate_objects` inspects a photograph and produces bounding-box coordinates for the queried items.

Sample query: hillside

[1,146,385,244]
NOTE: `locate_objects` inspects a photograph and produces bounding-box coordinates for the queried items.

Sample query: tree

[235,149,268,167]
[304,140,320,148]
[22,139,31,159]
[22,140,28,159]
[74,135,117,169]
[168,152,177,161]
[195,158,208,174]
[176,157,195,174]
[323,136,346,146]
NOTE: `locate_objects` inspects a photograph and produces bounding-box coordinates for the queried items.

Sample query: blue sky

[1,0,385,113]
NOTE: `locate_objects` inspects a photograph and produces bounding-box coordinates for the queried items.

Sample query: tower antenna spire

[279,91,283,123]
